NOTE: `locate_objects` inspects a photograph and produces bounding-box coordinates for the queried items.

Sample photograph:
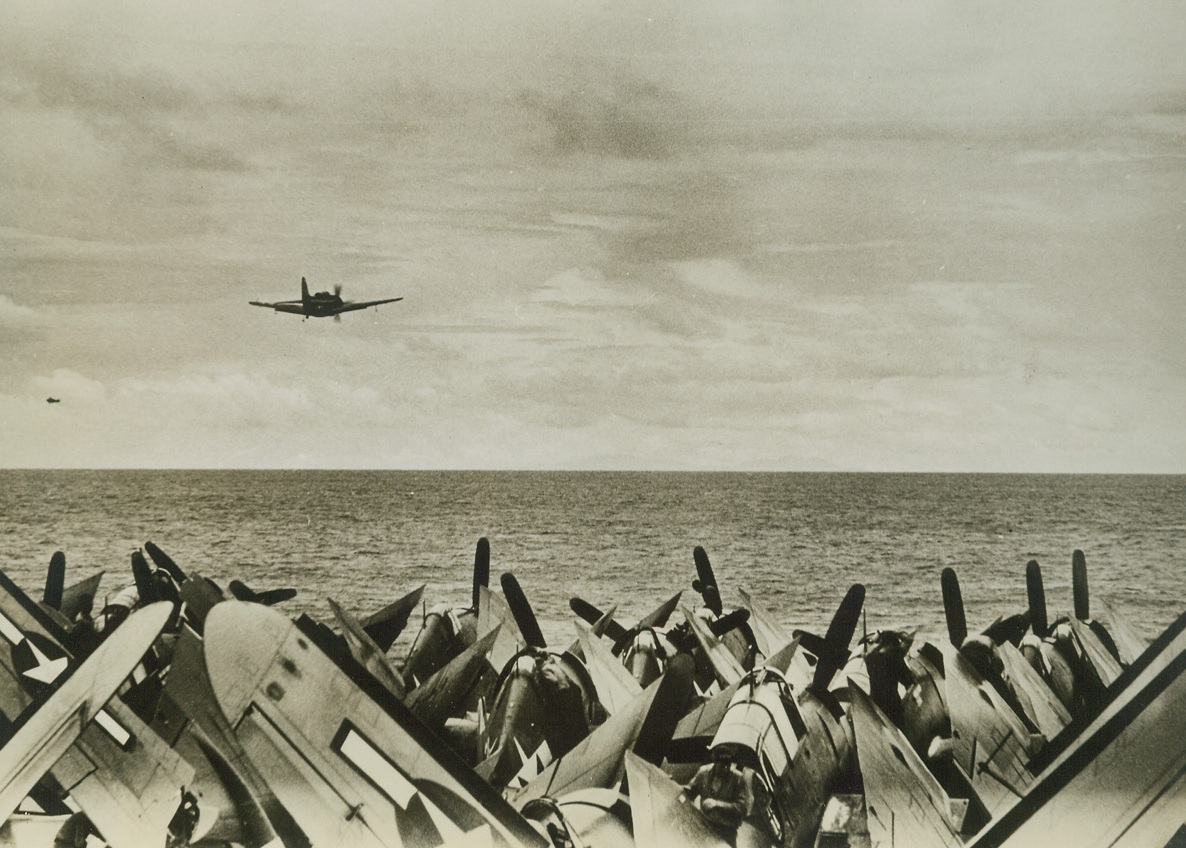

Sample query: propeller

[692,546,723,615]
[132,549,158,604]
[144,541,187,583]
[44,551,66,611]
[708,608,751,638]
[473,537,490,611]
[1072,549,1090,621]
[796,583,865,692]
[1026,559,1049,638]
[333,283,343,297]
[941,567,968,647]
[500,572,547,649]
[569,598,629,644]
[228,580,298,607]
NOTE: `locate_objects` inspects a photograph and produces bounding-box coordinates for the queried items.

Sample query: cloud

[31,369,107,402]
[2,45,253,173]
[516,79,691,160]
[0,294,45,332]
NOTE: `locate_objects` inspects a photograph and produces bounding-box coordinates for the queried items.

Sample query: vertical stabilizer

[300,277,310,304]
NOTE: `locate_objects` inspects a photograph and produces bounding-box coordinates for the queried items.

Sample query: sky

[2,0,1185,471]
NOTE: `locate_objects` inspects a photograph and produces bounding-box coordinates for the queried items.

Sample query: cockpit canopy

[711,667,807,774]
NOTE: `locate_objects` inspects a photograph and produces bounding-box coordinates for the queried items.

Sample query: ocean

[1,471,1183,654]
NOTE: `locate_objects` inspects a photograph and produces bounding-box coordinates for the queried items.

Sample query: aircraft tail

[301,277,310,304]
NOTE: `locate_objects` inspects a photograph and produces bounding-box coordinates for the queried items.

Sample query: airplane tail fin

[301,277,310,304]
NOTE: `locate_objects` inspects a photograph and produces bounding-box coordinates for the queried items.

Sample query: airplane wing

[508,653,694,804]
[151,624,295,848]
[330,598,407,700]
[738,587,792,658]
[362,584,426,653]
[967,608,1186,848]
[204,601,547,848]
[0,603,172,822]
[249,301,306,315]
[939,642,1040,817]
[477,585,526,674]
[638,591,684,630]
[623,752,733,848]
[59,571,104,622]
[682,605,746,686]
[849,685,967,847]
[573,620,643,716]
[177,572,227,633]
[405,627,502,730]
[995,640,1072,740]
[335,297,404,314]
[50,698,195,848]
[1068,617,1124,688]
[1093,596,1149,666]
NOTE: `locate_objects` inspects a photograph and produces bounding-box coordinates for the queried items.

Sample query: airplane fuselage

[303,292,346,318]
[710,669,856,845]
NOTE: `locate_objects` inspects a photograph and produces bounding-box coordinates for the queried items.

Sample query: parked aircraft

[401,538,492,689]
[250,277,402,320]
[967,607,1186,848]
[0,602,175,828]
[203,600,549,848]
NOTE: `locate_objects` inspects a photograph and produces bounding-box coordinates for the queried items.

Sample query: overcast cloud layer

[2,0,1185,470]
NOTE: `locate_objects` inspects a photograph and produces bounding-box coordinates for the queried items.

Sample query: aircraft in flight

[250,277,402,320]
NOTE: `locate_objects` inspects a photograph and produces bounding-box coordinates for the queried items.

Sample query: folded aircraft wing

[623,752,733,848]
[682,605,746,686]
[939,642,1040,817]
[0,602,172,822]
[738,587,793,658]
[330,598,407,700]
[968,609,1186,848]
[849,686,966,847]
[995,640,1071,739]
[51,698,195,848]
[204,601,547,848]
[573,620,643,716]
[509,653,694,804]
[405,626,502,730]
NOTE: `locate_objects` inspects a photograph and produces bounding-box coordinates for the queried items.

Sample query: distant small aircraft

[250,277,402,321]
[46,398,60,404]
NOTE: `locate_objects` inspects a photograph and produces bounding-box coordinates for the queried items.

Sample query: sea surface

[1,471,1183,653]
